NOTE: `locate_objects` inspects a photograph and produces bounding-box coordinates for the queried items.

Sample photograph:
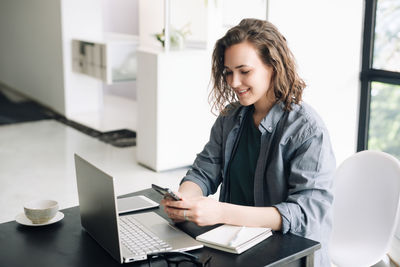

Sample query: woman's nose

[229,73,241,88]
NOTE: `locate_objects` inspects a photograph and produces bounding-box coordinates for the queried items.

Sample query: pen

[229,226,245,246]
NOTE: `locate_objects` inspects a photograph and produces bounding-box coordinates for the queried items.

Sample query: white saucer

[15,211,64,226]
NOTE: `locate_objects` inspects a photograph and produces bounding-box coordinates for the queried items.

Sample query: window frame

[358,0,400,151]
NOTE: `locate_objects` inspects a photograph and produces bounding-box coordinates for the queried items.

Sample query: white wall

[60,0,104,117]
[102,0,139,100]
[0,0,104,117]
[0,0,65,114]
[102,0,139,36]
[169,0,208,43]
[221,0,268,28]
[269,0,364,165]
[139,0,164,48]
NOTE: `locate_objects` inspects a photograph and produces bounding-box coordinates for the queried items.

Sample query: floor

[0,117,188,224]
[68,94,138,132]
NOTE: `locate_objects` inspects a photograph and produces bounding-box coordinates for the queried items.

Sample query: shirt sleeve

[180,115,224,196]
[273,127,336,235]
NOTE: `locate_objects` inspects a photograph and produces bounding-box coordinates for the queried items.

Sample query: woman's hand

[161,190,282,230]
[160,191,186,223]
[161,193,223,226]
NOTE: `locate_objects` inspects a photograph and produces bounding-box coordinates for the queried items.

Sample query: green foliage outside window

[373,0,400,72]
[368,0,400,159]
[368,82,400,159]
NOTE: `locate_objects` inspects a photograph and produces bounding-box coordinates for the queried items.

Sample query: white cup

[24,200,59,224]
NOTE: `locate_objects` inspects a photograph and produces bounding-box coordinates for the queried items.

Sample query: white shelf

[72,33,139,84]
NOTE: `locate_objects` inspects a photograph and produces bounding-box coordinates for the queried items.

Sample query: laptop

[74,154,203,263]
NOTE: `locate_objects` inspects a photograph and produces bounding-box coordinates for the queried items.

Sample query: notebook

[196,224,272,254]
[74,154,203,264]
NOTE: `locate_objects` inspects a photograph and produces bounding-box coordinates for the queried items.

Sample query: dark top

[229,106,260,206]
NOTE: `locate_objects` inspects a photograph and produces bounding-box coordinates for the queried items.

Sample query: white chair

[330,150,400,267]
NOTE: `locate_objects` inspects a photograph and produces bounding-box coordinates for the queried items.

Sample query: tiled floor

[0,119,188,224]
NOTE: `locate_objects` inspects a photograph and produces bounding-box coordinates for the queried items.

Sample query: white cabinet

[136,47,215,171]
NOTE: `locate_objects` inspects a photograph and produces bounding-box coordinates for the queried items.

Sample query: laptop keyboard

[119,215,172,257]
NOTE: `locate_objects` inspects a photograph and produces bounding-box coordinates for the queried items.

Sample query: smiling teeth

[239,89,249,93]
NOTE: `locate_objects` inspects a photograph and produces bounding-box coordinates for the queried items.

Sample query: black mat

[0,90,136,147]
[0,91,53,124]
[54,114,136,147]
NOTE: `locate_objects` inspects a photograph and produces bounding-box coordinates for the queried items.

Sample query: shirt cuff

[180,176,208,196]
[273,203,292,234]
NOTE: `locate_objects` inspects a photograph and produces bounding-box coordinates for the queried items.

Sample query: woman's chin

[238,99,253,106]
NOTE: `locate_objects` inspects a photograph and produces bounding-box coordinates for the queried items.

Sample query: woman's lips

[237,88,250,96]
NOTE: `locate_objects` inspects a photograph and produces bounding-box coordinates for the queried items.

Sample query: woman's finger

[170,208,190,222]
[164,199,189,209]
[166,207,186,221]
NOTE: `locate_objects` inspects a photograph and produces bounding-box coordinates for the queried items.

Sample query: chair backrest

[330,150,400,267]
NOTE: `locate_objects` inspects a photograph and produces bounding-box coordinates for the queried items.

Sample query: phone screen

[151,184,181,201]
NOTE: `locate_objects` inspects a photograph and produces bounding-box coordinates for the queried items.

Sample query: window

[372,0,400,72]
[358,0,400,159]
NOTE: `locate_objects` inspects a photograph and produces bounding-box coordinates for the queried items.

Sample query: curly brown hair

[210,18,306,114]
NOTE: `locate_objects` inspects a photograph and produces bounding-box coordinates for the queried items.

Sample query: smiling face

[224,41,275,111]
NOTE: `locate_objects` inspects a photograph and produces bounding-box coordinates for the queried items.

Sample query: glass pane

[368,82,400,159]
[373,0,400,72]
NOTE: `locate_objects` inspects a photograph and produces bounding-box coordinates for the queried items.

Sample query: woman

[162,18,336,266]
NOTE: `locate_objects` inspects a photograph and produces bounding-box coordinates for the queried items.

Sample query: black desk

[0,189,320,267]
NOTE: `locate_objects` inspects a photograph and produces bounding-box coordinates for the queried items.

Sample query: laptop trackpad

[132,212,181,236]
[131,212,195,245]
[151,222,182,238]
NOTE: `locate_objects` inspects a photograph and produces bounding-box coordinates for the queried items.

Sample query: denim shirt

[181,101,336,267]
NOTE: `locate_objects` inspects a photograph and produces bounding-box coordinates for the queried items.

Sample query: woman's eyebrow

[224,64,251,69]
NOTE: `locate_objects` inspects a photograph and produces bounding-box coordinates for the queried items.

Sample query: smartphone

[151,184,181,201]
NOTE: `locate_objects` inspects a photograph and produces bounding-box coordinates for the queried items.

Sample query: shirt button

[268,126,273,131]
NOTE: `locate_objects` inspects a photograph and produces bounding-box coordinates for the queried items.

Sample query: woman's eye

[225,71,233,76]
[241,70,250,74]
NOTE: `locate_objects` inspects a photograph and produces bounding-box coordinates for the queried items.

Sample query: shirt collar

[259,102,286,133]
[236,102,285,133]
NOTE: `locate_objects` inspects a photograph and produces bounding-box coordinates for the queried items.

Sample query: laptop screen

[74,154,123,263]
